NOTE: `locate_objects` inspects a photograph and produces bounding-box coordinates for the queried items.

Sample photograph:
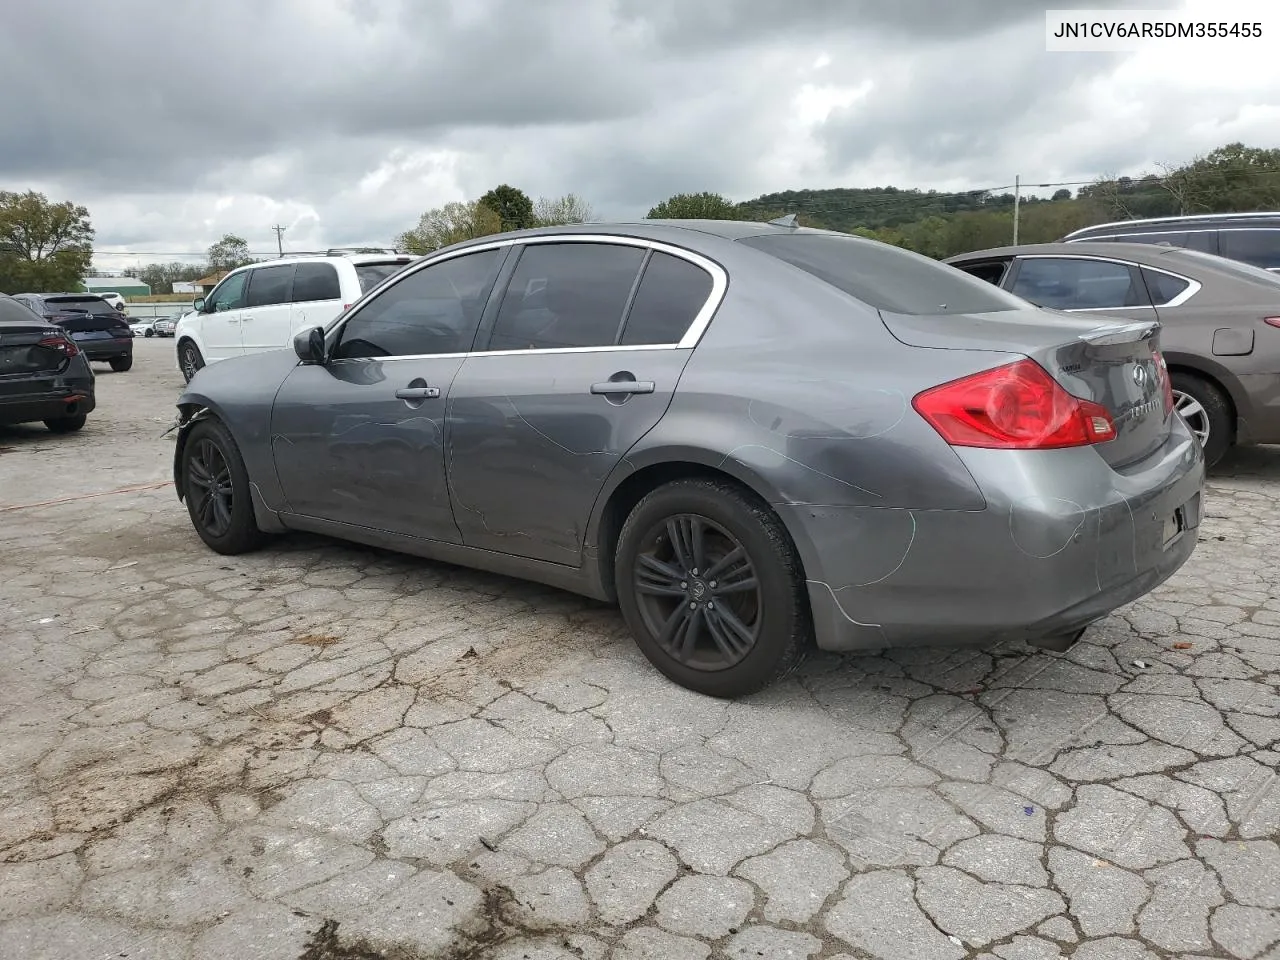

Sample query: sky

[0,0,1276,269]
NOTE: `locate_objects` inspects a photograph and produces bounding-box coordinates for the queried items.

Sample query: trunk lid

[0,322,71,377]
[882,307,1172,468]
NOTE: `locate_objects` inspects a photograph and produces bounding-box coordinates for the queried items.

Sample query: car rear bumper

[0,390,96,425]
[78,339,133,360]
[789,418,1205,652]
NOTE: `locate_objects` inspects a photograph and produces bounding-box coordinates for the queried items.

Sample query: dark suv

[11,293,134,371]
[1060,212,1280,272]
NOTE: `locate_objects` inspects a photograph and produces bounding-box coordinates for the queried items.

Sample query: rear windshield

[355,261,412,292]
[46,296,118,316]
[738,233,1026,315]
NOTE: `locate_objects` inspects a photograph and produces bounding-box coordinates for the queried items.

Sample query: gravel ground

[1,337,1277,960]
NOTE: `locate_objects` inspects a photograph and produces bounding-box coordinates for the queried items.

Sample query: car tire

[44,413,87,434]
[109,356,133,372]
[1171,372,1231,467]
[179,340,205,383]
[615,477,812,698]
[145,329,154,338]
[180,418,267,555]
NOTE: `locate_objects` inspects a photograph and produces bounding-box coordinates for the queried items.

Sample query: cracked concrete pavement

[1,338,1277,960]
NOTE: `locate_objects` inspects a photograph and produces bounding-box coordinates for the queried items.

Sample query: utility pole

[271,224,287,257]
[1012,174,1021,246]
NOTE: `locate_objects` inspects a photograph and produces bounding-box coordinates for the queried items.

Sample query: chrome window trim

[1011,253,1202,310]
[325,233,728,362]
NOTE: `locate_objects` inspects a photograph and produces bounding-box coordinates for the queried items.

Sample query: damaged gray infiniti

[172,219,1205,697]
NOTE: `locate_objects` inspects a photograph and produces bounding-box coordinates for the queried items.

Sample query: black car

[0,293,96,432]
[11,292,134,371]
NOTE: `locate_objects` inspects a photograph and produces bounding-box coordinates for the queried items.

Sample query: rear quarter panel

[586,244,1019,584]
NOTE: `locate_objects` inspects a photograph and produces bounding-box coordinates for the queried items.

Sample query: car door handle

[591,380,655,395]
[395,386,441,400]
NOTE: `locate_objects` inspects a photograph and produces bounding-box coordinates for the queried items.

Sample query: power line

[270,224,287,256]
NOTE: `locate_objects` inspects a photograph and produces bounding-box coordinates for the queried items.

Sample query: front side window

[485,242,645,351]
[332,249,501,360]
[1218,229,1280,269]
[292,263,342,303]
[619,251,714,346]
[245,265,295,308]
[206,271,249,312]
[1010,258,1148,310]
[739,233,1026,315]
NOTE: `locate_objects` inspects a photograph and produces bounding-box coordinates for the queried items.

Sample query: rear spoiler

[1078,319,1158,346]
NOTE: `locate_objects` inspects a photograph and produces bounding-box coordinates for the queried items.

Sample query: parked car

[11,293,134,372]
[946,241,1280,466]
[153,317,176,337]
[96,292,128,312]
[130,318,157,338]
[174,252,417,382]
[1060,212,1280,272]
[171,221,1204,697]
[0,293,95,432]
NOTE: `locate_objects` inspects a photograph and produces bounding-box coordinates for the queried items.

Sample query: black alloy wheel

[615,478,811,698]
[181,419,265,554]
[633,514,762,671]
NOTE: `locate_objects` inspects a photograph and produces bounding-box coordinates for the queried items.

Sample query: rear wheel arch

[1161,355,1243,421]
[591,455,813,603]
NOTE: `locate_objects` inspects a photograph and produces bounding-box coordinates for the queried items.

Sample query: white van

[174,252,416,382]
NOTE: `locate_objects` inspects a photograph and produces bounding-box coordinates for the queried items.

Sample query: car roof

[945,241,1206,266]
[234,253,418,269]
[432,219,848,259]
[1063,211,1280,238]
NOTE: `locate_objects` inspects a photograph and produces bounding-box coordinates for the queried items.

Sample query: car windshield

[355,261,412,292]
[45,296,118,316]
[738,233,1028,315]
[1174,249,1280,288]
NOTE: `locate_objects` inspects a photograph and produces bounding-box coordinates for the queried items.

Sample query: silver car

[172,220,1203,697]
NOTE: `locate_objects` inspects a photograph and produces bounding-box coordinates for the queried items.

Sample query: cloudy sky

[1,0,1275,268]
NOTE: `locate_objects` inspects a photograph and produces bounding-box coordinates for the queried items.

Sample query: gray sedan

[172,221,1203,697]
[946,241,1280,466]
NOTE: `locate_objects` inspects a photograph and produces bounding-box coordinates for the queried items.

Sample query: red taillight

[913,359,1116,449]
[38,335,80,358]
[1153,350,1174,415]
[1264,317,1280,328]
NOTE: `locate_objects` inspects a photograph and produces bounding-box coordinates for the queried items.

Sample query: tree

[0,191,94,293]
[478,184,535,232]
[134,261,206,295]
[207,234,253,272]
[397,200,503,254]
[533,193,595,226]
[647,192,739,220]
[1172,143,1280,212]
[1051,188,1072,201]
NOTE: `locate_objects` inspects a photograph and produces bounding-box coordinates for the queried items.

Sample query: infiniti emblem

[1132,365,1148,388]
[691,581,707,599]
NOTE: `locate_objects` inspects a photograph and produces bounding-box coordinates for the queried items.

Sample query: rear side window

[485,242,645,351]
[1010,258,1148,310]
[1141,268,1191,305]
[1218,229,1280,269]
[245,265,295,307]
[292,263,342,302]
[738,233,1024,315]
[355,261,412,292]
[619,252,714,345]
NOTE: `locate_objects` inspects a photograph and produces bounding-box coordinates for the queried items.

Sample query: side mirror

[293,326,327,365]
[192,296,206,313]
